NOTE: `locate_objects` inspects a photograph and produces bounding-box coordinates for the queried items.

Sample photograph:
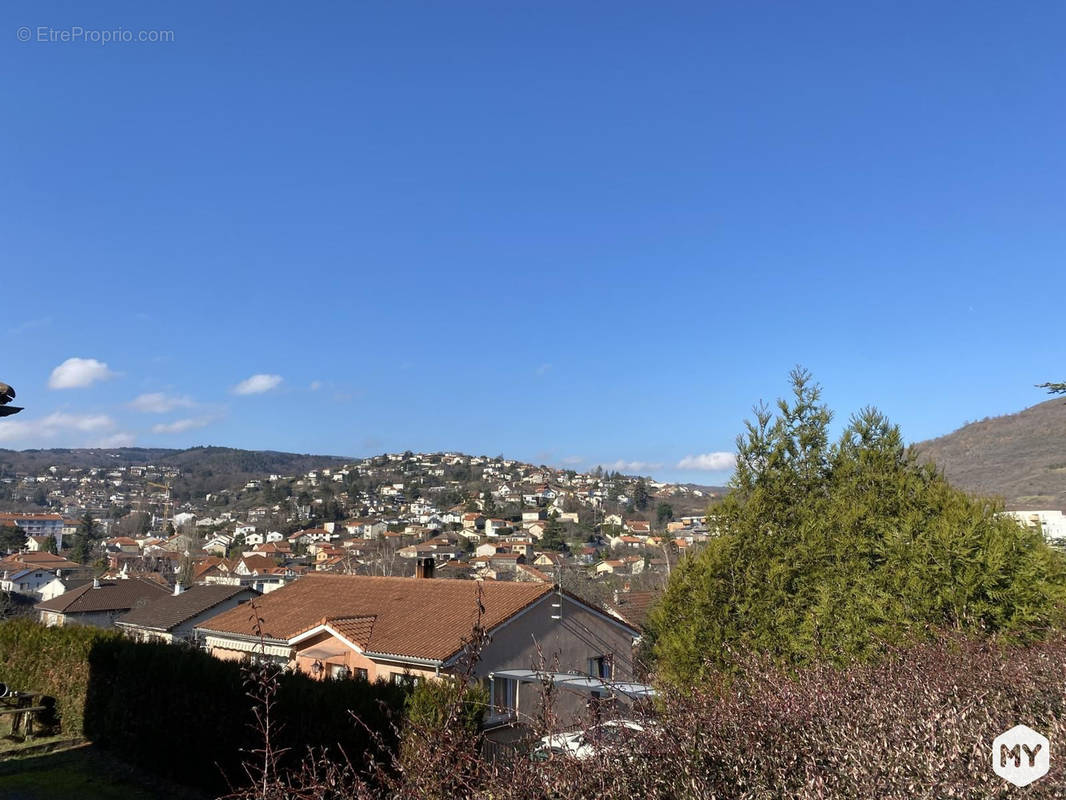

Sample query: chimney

[173,582,184,596]
[92,577,100,589]
[415,556,435,579]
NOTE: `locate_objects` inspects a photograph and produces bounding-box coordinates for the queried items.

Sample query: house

[1,567,62,599]
[514,563,551,583]
[203,534,233,556]
[254,541,291,556]
[0,513,64,551]
[624,520,651,535]
[525,522,547,540]
[461,513,484,531]
[0,552,87,600]
[196,571,640,729]
[533,552,565,569]
[235,554,279,576]
[603,589,660,631]
[36,573,93,602]
[24,536,53,553]
[105,537,141,554]
[36,577,172,628]
[116,584,258,644]
[191,556,233,581]
[484,519,513,538]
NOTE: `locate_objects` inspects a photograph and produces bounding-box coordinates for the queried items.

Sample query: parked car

[531,719,646,760]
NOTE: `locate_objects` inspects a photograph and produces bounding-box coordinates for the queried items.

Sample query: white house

[1006,510,1066,541]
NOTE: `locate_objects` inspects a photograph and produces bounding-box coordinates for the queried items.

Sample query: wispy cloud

[599,459,663,474]
[151,416,215,434]
[309,380,324,391]
[677,452,737,471]
[93,432,136,448]
[48,357,116,389]
[232,374,283,395]
[8,316,52,336]
[560,455,584,466]
[0,412,117,443]
[535,363,552,377]
[129,392,195,413]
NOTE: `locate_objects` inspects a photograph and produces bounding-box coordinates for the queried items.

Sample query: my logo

[992,725,1049,787]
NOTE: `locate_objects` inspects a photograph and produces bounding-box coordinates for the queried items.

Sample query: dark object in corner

[0,381,21,416]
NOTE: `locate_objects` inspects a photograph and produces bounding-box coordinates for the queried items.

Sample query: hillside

[914,398,1066,511]
[0,447,353,499]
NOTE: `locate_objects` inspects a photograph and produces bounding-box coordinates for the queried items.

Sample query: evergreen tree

[656,502,674,525]
[0,525,26,553]
[541,514,568,552]
[43,535,58,555]
[633,479,650,511]
[647,368,1066,686]
[70,513,101,564]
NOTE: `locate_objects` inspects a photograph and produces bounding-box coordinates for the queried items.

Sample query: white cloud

[48,357,116,389]
[232,374,283,395]
[600,459,663,474]
[129,392,195,413]
[152,417,214,434]
[677,452,737,471]
[93,432,136,448]
[0,412,116,443]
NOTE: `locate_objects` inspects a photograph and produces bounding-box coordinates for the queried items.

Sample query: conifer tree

[648,368,1066,686]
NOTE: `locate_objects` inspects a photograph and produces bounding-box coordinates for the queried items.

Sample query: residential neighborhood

[0,448,709,745]
[0,450,719,613]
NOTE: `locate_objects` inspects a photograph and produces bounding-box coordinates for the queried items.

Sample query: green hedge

[0,620,408,792]
[0,617,119,735]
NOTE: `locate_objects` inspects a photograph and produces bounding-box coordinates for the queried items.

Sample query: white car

[532,719,646,760]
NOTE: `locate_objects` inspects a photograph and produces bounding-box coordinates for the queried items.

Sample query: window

[330,664,349,679]
[353,667,368,681]
[391,672,422,689]
[589,655,613,680]
[491,677,516,714]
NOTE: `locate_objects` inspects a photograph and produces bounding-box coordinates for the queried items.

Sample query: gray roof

[116,584,256,631]
[35,578,170,615]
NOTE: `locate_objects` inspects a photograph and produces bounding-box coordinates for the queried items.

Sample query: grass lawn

[0,743,209,800]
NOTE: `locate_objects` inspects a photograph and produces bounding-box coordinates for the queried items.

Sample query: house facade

[196,572,639,727]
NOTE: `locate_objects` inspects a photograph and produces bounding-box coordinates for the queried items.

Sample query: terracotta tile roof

[317,614,376,648]
[198,574,553,663]
[239,555,278,573]
[191,557,228,580]
[604,589,660,631]
[9,552,80,569]
[35,577,170,615]
[117,584,256,631]
[516,564,551,582]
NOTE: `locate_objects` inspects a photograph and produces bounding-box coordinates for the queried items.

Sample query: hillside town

[0,451,721,628]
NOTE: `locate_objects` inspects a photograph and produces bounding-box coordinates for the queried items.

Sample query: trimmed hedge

[0,616,118,735]
[0,620,408,792]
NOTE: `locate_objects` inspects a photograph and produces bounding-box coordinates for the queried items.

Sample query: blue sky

[2,1,1065,483]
